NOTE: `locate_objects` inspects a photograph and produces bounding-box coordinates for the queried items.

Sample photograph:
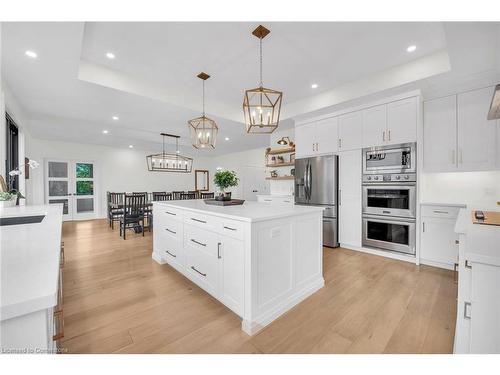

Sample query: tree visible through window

[76,163,93,178]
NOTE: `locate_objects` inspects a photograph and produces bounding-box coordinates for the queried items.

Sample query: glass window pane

[49,181,68,196]
[76,181,94,195]
[49,199,69,214]
[76,198,94,213]
[48,162,68,178]
[76,163,93,178]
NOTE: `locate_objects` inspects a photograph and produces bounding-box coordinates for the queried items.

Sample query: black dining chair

[172,191,184,200]
[200,192,214,199]
[120,194,146,240]
[152,192,172,201]
[108,192,125,229]
[188,190,199,199]
[132,192,152,231]
[180,192,197,200]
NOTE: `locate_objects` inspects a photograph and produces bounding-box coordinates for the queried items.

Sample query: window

[5,113,19,191]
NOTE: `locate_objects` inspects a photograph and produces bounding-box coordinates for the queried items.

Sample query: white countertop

[155,200,323,222]
[1,204,63,321]
[256,194,293,198]
[455,207,500,267]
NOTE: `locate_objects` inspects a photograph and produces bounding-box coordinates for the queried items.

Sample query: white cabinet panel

[420,217,459,267]
[218,237,244,316]
[338,150,362,247]
[338,111,363,151]
[457,87,497,171]
[423,95,457,172]
[362,104,386,147]
[316,117,338,154]
[295,123,316,158]
[387,97,417,145]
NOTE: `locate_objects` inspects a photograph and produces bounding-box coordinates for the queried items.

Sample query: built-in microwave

[362,142,416,175]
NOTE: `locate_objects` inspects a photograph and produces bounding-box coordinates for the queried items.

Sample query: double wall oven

[362,143,417,255]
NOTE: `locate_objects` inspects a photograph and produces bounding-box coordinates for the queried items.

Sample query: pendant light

[146,133,193,173]
[188,72,218,149]
[243,25,283,134]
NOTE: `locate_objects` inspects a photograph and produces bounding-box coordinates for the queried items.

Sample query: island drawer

[217,218,245,241]
[161,236,183,264]
[185,243,218,296]
[155,206,184,222]
[184,224,218,256]
[155,217,183,241]
[421,205,462,219]
[184,211,218,230]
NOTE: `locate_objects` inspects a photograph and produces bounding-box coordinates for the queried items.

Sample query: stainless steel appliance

[361,142,416,255]
[295,155,339,248]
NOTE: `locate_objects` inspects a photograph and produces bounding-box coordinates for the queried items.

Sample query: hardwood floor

[60,219,457,354]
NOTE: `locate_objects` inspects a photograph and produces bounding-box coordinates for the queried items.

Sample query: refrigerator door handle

[308,163,312,201]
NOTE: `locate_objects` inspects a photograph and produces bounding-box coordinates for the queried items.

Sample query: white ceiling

[1,22,499,155]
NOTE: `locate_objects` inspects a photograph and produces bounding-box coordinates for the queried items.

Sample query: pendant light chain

[259,37,263,87]
[162,134,165,157]
[202,79,205,117]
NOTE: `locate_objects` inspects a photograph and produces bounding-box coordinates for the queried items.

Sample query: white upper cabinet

[457,87,497,171]
[362,104,387,147]
[423,95,458,172]
[295,123,316,159]
[338,111,363,151]
[316,117,339,154]
[387,97,417,145]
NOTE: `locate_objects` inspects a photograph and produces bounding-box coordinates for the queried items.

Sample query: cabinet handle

[165,211,176,216]
[191,218,206,224]
[264,199,272,202]
[465,260,472,269]
[60,244,65,268]
[166,250,176,258]
[53,309,64,341]
[388,130,391,141]
[217,242,222,259]
[433,210,449,214]
[382,131,386,142]
[165,228,176,234]
[455,239,460,245]
[338,138,342,149]
[223,226,236,231]
[191,266,206,277]
[464,302,471,319]
[453,263,459,284]
[422,221,425,233]
[190,238,206,247]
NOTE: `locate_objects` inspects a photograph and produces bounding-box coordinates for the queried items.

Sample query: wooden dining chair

[200,192,215,199]
[172,191,184,200]
[120,194,146,240]
[152,192,172,201]
[108,192,125,229]
[180,192,197,200]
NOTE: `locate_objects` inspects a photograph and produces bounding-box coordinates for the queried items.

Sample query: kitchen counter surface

[256,194,294,198]
[455,207,500,267]
[155,199,323,223]
[0,204,63,321]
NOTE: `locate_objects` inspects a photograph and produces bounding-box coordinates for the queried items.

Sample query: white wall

[420,171,500,208]
[25,137,212,218]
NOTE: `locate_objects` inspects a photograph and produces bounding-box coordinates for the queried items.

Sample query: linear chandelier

[188,72,218,149]
[146,133,193,173]
[243,25,283,134]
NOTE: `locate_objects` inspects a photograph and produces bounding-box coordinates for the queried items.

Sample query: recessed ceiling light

[406,45,417,53]
[311,83,318,89]
[106,52,116,59]
[102,130,109,134]
[25,50,37,59]
[112,116,119,121]
[128,145,134,148]
[225,137,230,141]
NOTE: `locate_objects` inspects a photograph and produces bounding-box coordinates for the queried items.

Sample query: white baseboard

[340,243,417,264]
[420,258,455,271]
[151,252,166,265]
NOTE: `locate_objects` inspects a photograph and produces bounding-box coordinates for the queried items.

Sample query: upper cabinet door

[457,87,497,171]
[423,95,458,172]
[338,111,363,151]
[386,97,417,145]
[295,123,316,159]
[362,104,387,148]
[316,117,338,154]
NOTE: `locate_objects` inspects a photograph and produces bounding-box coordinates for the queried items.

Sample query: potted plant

[0,190,23,209]
[213,169,239,201]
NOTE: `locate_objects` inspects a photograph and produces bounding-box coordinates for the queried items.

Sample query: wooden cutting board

[472,211,500,226]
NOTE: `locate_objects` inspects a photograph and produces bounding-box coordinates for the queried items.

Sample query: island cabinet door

[217,236,244,316]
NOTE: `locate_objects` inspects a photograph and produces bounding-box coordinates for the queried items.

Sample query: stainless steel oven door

[363,142,416,174]
[362,184,416,218]
[362,215,416,255]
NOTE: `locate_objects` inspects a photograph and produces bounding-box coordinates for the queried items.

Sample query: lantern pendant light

[243,25,283,134]
[188,72,218,149]
[146,133,193,173]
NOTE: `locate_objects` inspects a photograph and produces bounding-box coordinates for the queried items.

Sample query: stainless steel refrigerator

[294,155,339,248]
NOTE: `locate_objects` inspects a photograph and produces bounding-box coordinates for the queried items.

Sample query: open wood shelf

[266,147,295,155]
[265,176,295,180]
[266,162,295,167]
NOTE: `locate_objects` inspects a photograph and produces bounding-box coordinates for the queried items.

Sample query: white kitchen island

[152,200,324,335]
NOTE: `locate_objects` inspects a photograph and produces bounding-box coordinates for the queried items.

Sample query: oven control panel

[363,173,416,183]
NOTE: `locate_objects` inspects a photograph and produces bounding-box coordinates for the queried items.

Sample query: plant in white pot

[213,169,239,201]
[0,191,22,208]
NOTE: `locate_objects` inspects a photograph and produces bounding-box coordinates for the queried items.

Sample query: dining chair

[200,192,215,199]
[108,192,125,229]
[120,194,146,240]
[152,192,172,201]
[188,190,200,199]
[172,191,184,200]
[180,192,197,200]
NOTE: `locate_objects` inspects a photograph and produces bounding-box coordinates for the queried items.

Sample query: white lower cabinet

[218,236,244,314]
[419,204,463,269]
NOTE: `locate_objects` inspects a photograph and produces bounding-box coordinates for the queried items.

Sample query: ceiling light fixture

[406,45,417,53]
[225,137,230,141]
[25,50,37,59]
[311,84,318,89]
[102,130,109,134]
[112,116,119,121]
[106,52,116,59]
[277,136,292,146]
[146,133,193,173]
[129,145,134,148]
[243,25,282,134]
[188,72,218,149]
